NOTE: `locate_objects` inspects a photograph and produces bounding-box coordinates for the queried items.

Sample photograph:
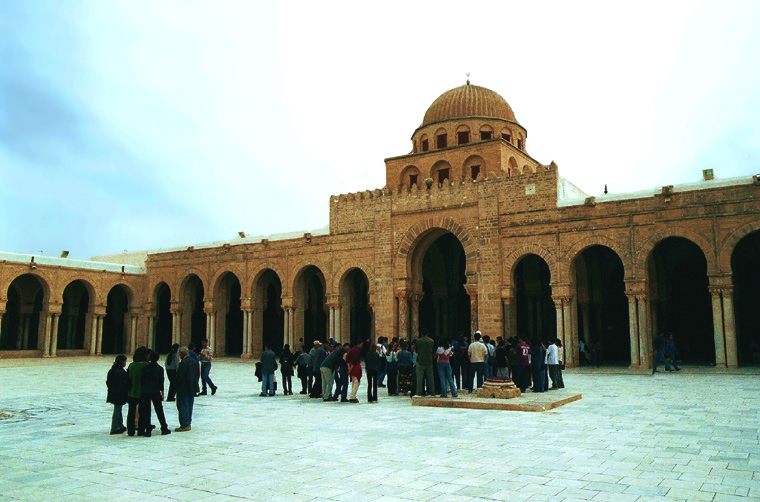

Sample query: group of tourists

[105,338,218,436]
[105,329,568,434]
[253,329,567,403]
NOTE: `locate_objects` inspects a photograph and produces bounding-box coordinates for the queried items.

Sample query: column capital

[203,301,215,314]
[708,285,732,297]
[500,286,514,301]
[93,305,107,317]
[552,295,572,306]
[707,273,733,289]
[170,301,181,315]
[281,296,296,309]
[47,303,63,315]
[464,284,478,298]
[241,297,253,310]
[394,288,409,300]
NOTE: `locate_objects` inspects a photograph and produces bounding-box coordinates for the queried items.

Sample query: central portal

[417,232,470,341]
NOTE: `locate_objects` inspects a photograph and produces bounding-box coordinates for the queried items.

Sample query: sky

[1,0,759,259]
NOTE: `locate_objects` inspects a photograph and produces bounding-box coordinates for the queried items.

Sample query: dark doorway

[1,274,44,350]
[343,268,371,345]
[58,280,90,350]
[299,266,327,349]
[103,285,129,354]
[732,230,760,366]
[574,246,630,365]
[257,270,283,353]
[181,275,206,348]
[218,273,243,356]
[649,237,713,363]
[418,233,470,343]
[514,254,556,342]
[154,283,172,353]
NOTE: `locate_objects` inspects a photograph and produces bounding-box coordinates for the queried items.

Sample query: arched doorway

[254,269,284,351]
[295,266,327,349]
[514,254,555,342]
[649,237,713,363]
[58,280,91,350]
[573,246,629,365]
[215,272,243,356]
[341,268,371,345]
[180,274,206,348]
[1,274,45,350]
[103,285,130,354]
[154,282,172,353]
[414,231,470,343]
[732,230,760,366]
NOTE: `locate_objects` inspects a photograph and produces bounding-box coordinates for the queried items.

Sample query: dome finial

[466,72,470,85]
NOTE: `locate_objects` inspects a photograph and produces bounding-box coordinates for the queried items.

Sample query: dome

[422,83,518,126]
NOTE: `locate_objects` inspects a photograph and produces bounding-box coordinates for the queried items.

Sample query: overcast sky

[1,1,759,259]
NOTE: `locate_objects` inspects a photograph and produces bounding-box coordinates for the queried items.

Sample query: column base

[240,353,255,360]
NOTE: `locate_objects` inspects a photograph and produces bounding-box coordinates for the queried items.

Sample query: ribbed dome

[422,84,517,126]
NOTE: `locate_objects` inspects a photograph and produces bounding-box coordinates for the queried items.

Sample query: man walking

[199,338,218,396]
[175,346,199,432]
[415,329,435,397]
[309,341,327,398]
[260,345,277,396]
[467,331,488,392]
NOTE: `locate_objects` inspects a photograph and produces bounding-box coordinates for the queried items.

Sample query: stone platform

[412,389,582,412]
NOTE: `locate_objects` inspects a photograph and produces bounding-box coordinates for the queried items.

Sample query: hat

[313,340,321,346]
[475,330,481,336]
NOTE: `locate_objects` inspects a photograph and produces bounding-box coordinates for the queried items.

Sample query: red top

[348,347,363,379]
[516,341,530,366]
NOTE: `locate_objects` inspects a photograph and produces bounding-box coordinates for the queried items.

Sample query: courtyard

[1,358,758,502]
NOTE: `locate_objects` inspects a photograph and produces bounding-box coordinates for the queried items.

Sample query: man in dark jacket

[365,343,387,403]
[260,345,277,396]
[175,346,199,432]
[127,346,150,436]
[415,329,435,396]
[320,344,347,401]
[309,341,327,398]
[106,354,129,434]
[142,350,171,436]
[332,343,350,402]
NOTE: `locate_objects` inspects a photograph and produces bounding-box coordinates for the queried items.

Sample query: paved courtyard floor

[1,357,759,502]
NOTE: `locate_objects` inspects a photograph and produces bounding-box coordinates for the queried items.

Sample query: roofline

[411,116,525,139]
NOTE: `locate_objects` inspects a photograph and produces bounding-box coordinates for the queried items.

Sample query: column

[50,314,60,357]
[709,287,727,367]
[328,306,335,340]
[554,300,566,362]
[466,285,478,334]
[89,314,98,355]
[627,295,640,367]
[335,304,342,343]
[242,309,251,356]
[502,298,511,340]
[209,313,216,352]
[21,315,31,349]
[723,288,738,368]
[562,298,574,367]
[287,307,295,347]
[637,296,651,369]
[96,315,104,355]
[410,294,421,339]
[147,315,155,349]
[42,313,53,357]
[396,291,409,340]
[129,315,137,355]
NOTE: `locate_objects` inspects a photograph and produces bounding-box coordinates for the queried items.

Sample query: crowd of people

[106,330,568,434]
[253,330,567,403]
[105,339,216,436]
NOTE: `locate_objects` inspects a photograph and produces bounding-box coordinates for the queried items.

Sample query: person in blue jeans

[175,346,199,432]
[260,345,277,396]
[436,340,458,398]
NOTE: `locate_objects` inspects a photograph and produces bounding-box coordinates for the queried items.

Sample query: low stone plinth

[475,377,521,399]
[412,391,582,412]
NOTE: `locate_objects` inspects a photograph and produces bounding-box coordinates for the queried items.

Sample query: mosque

[2,82,759,369]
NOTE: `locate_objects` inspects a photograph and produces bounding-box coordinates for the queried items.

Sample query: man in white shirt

[546,339,564,389]
[466,331,488,392]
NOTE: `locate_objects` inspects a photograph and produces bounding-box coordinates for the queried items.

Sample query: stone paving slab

[1,357,759,501]
[411,390,582,411]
